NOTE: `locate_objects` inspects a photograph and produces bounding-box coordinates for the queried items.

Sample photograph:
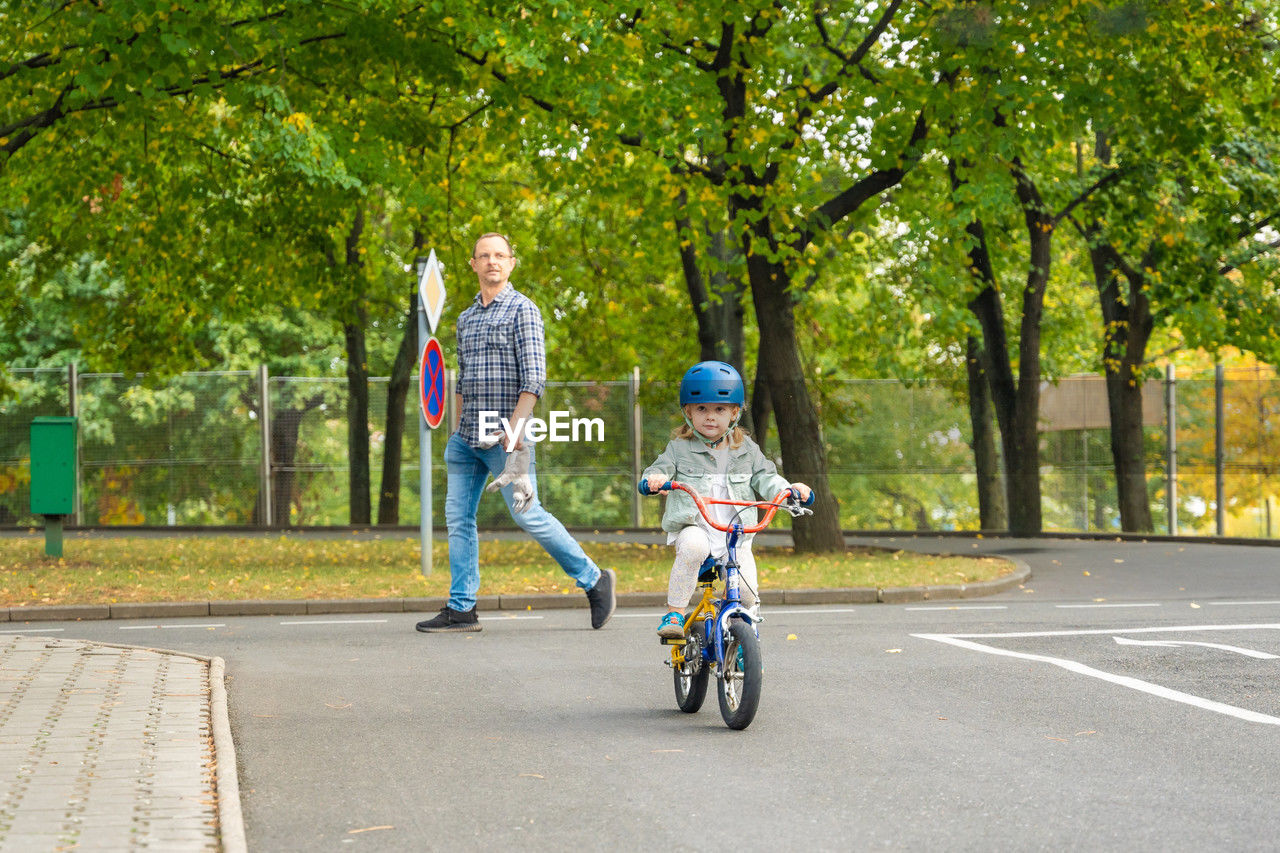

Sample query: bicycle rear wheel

[673,641,709,713]
[717,619,762,730]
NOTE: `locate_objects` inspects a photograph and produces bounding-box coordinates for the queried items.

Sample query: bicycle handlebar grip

[638,479,674,495]
[790,486,816,506]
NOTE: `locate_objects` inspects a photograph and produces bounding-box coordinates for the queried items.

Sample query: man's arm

[509,298,547,452]
[507,391,539,450]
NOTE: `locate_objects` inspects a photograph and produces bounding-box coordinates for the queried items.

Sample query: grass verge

[1,533,1015,608]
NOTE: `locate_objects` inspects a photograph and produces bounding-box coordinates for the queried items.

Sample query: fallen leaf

[348,826,393,835]
[1114,559,1124,564]
[885,649,903,654]
[1190,603,1201,609]
[1083,571,1090,576]
[1075,731,1097,736]
[325,703,352,710]
[519,773,545,779]
[1045,736,1069,743]
[786,634,798,641]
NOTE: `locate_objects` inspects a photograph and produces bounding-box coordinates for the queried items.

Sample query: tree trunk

[270,409,304,527]
[966,336,1007,530]
[341,207,371,526]
[378,292,419,525]
[750,360,773,456]
[744,242,844,552]
[706,225,751,432]
[949,157,1051,536]
[1084,131,1155,533]
[1004,166,1052,536]
[708,16,923,552]
[707,228,747,374]
[962,219,1046,535]
[674,198,747,376]
[269,394,324,526]
[1105,368,1152,531]
[1089,237,1155,532]
[345,314,371,525]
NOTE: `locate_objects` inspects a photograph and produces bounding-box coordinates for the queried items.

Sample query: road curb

[1,562,1029,622]
[209,656,248,853]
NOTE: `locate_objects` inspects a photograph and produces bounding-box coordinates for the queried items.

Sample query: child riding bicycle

[641,361,812,639]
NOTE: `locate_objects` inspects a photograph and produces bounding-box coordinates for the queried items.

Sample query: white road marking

[915,624,1280,726]
[905,605,1008,611]
[932,623,1280,640]
[1056,603,1161,609]
[1209,600,1280,607]
[118,623,227,631]
[1113,636,1279,659]
[772,608,863,615]
[0,627,65,634]
[280,619,390,626]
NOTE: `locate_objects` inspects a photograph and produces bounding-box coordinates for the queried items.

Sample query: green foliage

[2,0,1279,535]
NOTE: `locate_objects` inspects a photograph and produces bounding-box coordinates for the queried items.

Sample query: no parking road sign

[420,336,446,430]
[413,249,448,578]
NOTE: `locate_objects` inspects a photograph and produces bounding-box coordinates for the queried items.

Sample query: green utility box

[31,416,78,516]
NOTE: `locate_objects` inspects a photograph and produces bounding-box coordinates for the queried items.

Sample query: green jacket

[642,435,793,534]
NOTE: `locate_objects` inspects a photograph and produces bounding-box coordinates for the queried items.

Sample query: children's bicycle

[639,479,813,730]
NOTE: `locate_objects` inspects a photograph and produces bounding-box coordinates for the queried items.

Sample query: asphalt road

[6,536,1280,851]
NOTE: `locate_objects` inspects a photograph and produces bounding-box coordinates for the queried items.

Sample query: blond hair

[672,404,747,449]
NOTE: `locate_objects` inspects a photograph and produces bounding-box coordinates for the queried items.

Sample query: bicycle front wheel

[718,619,762,730]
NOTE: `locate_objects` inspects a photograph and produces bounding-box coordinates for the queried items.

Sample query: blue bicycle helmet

[679,361,745,406]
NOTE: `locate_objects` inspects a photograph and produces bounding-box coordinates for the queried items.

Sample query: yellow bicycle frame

[668,579,718,667]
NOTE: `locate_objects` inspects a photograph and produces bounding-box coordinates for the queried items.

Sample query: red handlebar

[663,480,793,533]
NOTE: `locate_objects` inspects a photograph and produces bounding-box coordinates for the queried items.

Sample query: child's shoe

[657,610,685,639]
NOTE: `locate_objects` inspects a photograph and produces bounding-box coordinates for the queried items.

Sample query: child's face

[686,403,738,441]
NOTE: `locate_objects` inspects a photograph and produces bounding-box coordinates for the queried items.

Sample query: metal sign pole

[415,250,448,579]
[418,304,431,577]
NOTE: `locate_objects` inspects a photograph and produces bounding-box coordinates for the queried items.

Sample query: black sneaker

[585,568,616,629]
[415,606,481,633]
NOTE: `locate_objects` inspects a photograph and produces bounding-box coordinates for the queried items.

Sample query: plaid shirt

[455,285,547,447]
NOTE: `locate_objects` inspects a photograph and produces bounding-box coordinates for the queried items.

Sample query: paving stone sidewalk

[0,636,238,852]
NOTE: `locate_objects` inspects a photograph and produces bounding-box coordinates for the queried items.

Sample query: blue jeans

[443,432,601,611]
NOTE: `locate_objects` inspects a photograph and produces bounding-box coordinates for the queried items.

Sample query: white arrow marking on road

[915,631,1280,726]
[1113,636,1278,659]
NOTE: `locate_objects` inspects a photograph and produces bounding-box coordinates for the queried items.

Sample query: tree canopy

[3,0,1278,538]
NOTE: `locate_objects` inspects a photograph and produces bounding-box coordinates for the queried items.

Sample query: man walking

[416,232,616,633]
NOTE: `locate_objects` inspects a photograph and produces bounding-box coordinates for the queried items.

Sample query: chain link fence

[3,367,1277,537]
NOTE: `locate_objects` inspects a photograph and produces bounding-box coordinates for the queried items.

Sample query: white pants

[667,526,758,610]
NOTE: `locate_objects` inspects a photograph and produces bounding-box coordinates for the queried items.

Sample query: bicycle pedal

[659,636,687,646]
